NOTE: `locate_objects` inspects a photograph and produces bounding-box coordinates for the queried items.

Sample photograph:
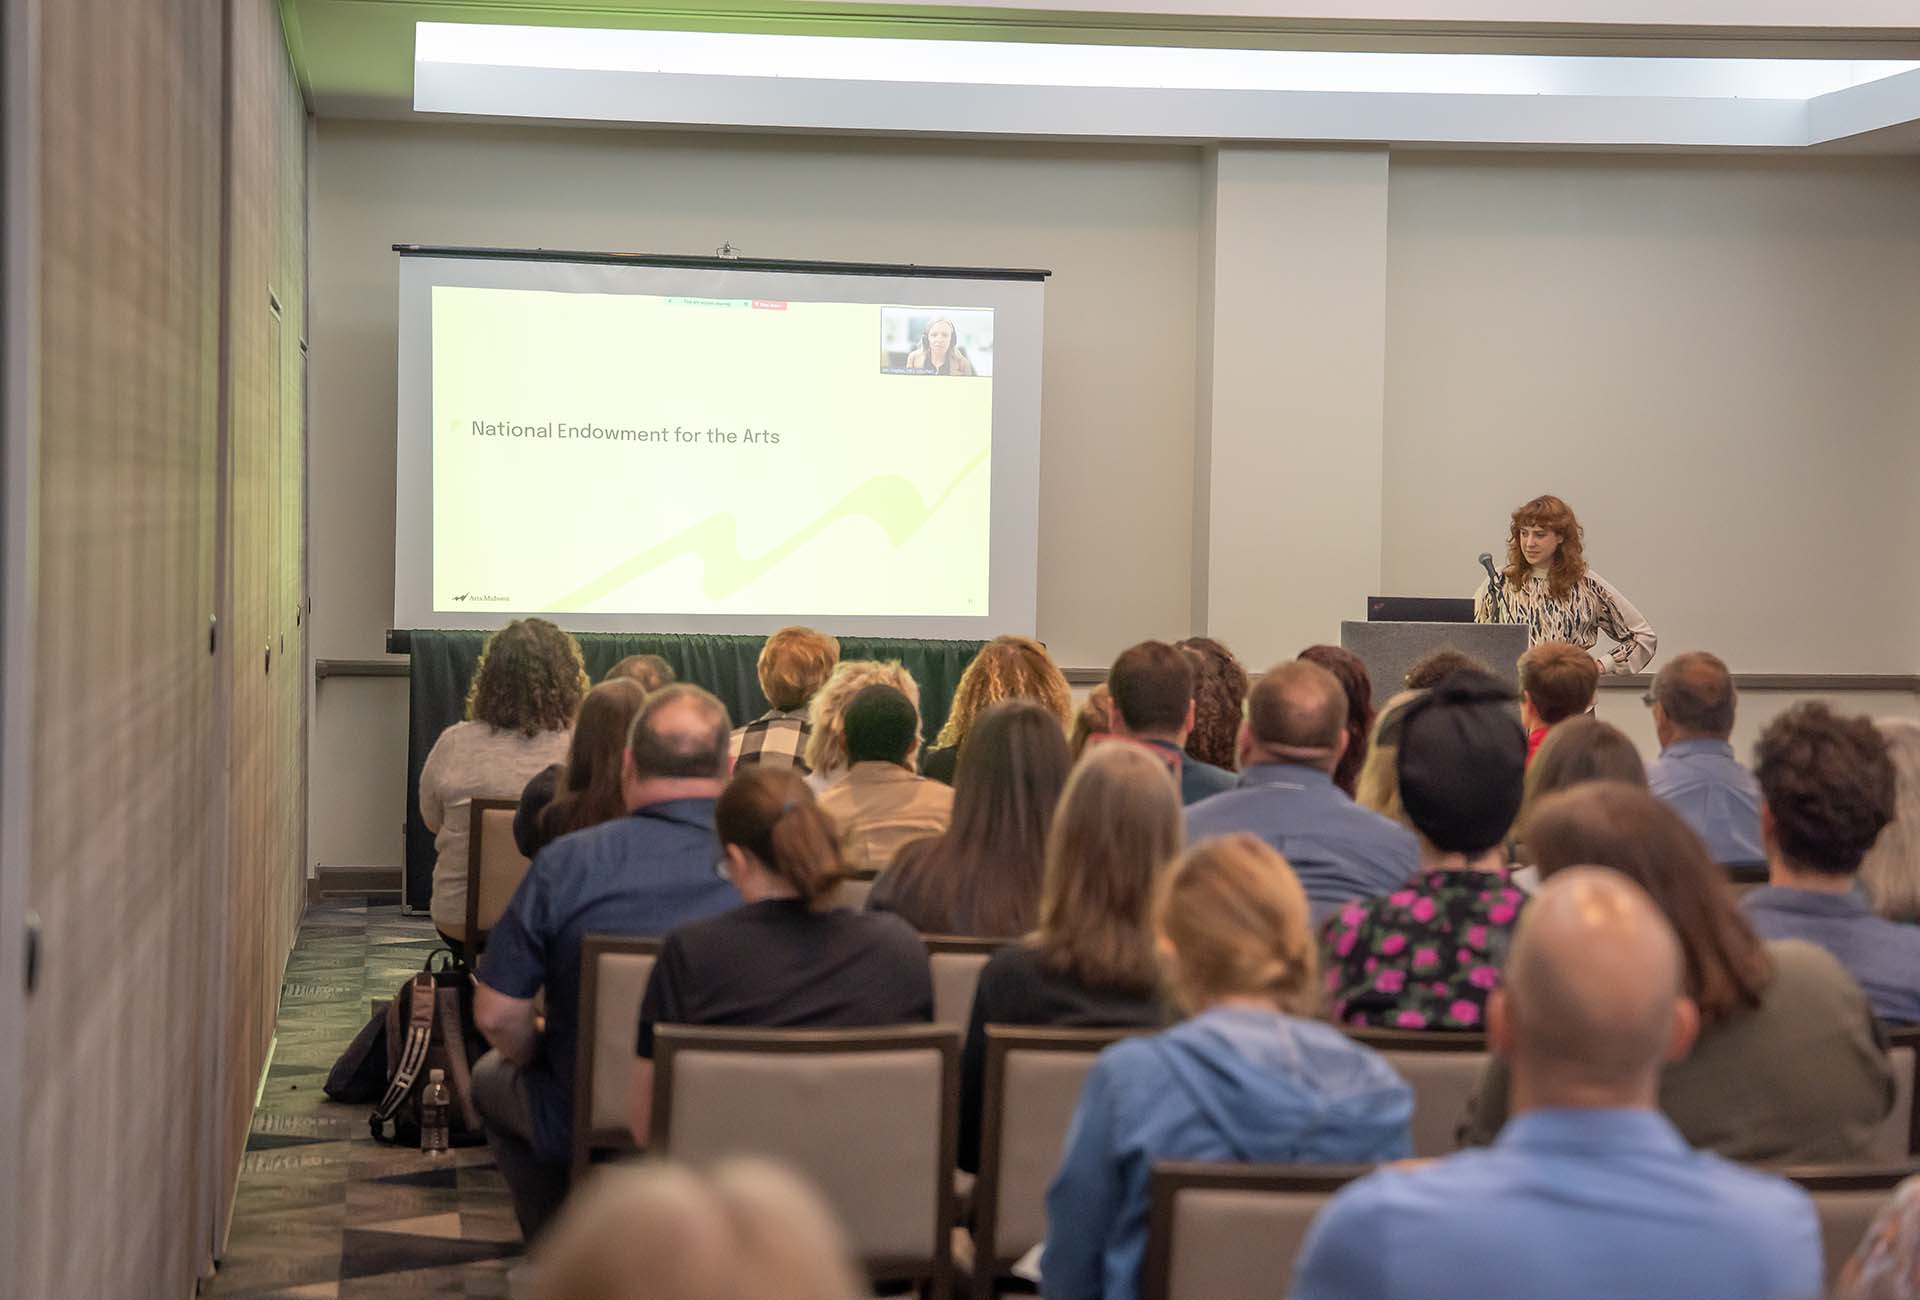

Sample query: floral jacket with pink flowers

[1320,867,1527,1031]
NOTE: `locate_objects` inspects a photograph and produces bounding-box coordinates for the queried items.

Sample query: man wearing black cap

[1320,670,1530,1031]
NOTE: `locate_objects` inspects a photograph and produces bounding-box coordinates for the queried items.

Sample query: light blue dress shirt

[1743,885,1920,1027]
[1290,1108,1823,1300]
[1646,737,1765,866]
[1186,764,1420,924]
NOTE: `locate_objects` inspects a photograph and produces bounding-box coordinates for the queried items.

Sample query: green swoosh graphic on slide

[547,448,989,611]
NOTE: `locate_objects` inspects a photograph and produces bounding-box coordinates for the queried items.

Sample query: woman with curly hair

[920,635,1071,785]
[1298,644,1376,798]
[421,618,587,952]
[1176,636,1248,773]
[1474,493,1657,675]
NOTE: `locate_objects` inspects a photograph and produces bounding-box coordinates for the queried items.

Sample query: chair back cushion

[470,802,530,935]
[988,1045,1102,1259]
[1163,1184,1338,1300]
[930,949,993,1030]
[1809,1186,1898,1285]
[588,949,658,1133]
[1376,1047,1486,1157]
[660,1034,950,1265]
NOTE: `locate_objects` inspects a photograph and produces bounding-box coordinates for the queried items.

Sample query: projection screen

[393,248,1046,639]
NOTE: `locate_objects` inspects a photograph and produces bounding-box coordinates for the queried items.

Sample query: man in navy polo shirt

[472,684,740,1241]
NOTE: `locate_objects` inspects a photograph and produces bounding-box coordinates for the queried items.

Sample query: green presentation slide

[430,285,994,617]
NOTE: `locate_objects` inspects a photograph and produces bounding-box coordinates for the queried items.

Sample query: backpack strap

[435,989,483,1132]
[371,972,436,1140]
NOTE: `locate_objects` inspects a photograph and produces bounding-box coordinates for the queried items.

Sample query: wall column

[1193,146,1390,668]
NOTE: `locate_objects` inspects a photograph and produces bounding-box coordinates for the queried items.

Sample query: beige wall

[1382,153,1920,675]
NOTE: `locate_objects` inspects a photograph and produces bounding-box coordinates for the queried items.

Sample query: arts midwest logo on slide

[450,592,512,604]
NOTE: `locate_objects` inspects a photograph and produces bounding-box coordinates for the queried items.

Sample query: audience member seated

[1644,651,1764,866]
[422,617,584,953]
[1292,867,1822,1300]
[1105,640,1235,804]
[472,685,743,1241]
[816,684,954,872]
[1323,671,1528,1031]
[867,700,1070,936]
[1743,702,1920,1026]
[732,625,839,774]
[1187,660,1420,925]
[956,742,1181,1170]
[1299,644,1376,798]
[1176,635,1247,772]
[1517,640,1599,764]
[628,768,934,1142]
[1514,715,1646,852]
[1404,647,1489,691]
[801,658,922,789]
[1837,1174,1920,1300]
[1069,683,1116,760]
[1463,783,1893,1162]
[1352,689,1421,827]
[603,652,675,691]
[513,678,646,860]
[921,634,1072,785]
[1861,720,1920,923]
[1043,834,1413,1300]
[529,1158,864,1300]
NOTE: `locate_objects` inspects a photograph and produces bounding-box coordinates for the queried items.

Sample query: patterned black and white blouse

[1474,568,1657,674]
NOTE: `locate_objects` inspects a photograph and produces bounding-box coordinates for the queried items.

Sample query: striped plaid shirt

[731,708,812,774]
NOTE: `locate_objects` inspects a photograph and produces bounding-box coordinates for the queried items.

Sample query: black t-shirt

[638,899,934,1056]
[920,745,960,786]
[958,941,1169,1170]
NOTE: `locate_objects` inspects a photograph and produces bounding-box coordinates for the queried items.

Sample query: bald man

[473,684,742,1242]
[1186,660,1418,924]
[1291,868,1821,1300]
[1646,651,1764,865]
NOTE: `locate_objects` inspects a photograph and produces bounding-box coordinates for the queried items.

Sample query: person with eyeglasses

[1474,494,1657,676]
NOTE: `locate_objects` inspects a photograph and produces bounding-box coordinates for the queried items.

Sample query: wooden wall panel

[17,0,226,1295]
[14,0,308,1292]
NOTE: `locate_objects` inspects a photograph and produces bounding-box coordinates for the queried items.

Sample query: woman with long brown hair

[869,700,1072,937]
[1299,643,1376,798]
[905,317,978,376]
[513,677,648,859]
[628,768,933,1143]
[1463,781,1893,1161]
[421,617,586,951]
[1474,493,1657,675]
[956,743,1182,1169]
[920,635,1071,784]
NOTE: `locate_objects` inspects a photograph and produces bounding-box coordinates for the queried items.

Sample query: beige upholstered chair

[971,1026,1147,1300]
[1140,1162,1370,1300]
[827,867,880,911]
[1784,1165,1920,1286]
[463,797,530,954]
[1343,1027,1487,1158]
[569,935,662,1181]
[925,937,1007,1032]
[652,1024,961,1299]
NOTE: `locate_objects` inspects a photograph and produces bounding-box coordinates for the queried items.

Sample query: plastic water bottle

[421,1068,450,1156]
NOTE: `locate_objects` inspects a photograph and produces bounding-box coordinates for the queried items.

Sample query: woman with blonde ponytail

[1041,834,1414,1300]
[628,768,933,1143]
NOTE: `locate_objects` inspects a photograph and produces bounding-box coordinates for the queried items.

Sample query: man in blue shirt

[1742,701,1920,1025]
[1644,651,1764,866]
[472,684,741,1241]
[1187,659,1417,922]
[1292,867,1822,1300]
[1105,639,1235,805]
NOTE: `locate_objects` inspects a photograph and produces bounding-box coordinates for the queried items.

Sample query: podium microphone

[1478,552,1500,588]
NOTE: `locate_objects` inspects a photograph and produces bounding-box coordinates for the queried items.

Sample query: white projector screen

[393,249,1046,638]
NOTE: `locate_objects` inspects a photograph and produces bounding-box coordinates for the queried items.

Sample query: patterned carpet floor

[204,900,526,1299]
